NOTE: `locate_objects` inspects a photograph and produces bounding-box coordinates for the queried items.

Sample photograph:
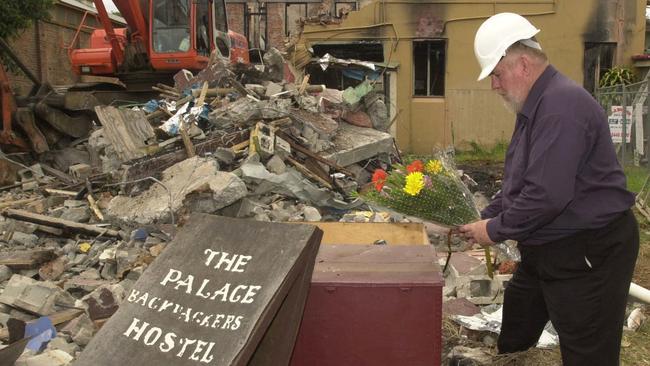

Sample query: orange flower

[406,160,424,173]
[372,169,387,191]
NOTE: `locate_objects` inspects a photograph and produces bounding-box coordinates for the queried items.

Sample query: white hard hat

[474,13,541,81]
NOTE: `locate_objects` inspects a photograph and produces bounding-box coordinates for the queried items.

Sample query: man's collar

[518,64,557,120]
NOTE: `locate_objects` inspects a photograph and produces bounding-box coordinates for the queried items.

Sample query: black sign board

[75,214,322,366]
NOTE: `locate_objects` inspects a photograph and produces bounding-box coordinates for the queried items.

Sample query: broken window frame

[412,40,446,97]
[583,42,616,94]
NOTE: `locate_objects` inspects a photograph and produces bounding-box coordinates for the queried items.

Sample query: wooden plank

[0,249,57,270]
[308,222,430,246]
[0,198,39,210]
[94,106,156,162]
[2,209,122,239]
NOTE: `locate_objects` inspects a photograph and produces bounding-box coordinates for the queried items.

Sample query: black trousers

[498,210,639,366]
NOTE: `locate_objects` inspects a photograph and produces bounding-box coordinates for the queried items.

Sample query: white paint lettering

[231,255,252,272]
[228,285,248,303]
[123,317,148,341]
[195,278,212,298]
[222,315,235,329]
[210,282,231,301]
[231,316,243,330]
[211,314,225,328]
[143,327,163,346]
[160,268,182,286]
[203,249,221,267]
[200,342,216,363]
[189,340,208,361]
[158,300,174,312]
[127,289,139,302]
[177,338,197,358]
[174,274,194,294]
[159,332,177,352]
[135,292,148,306]
[147,297,160,310]
[215,251,237,271]
[241,285,262,304]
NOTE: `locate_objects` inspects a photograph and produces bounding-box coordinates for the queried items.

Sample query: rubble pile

[0,49,401,363]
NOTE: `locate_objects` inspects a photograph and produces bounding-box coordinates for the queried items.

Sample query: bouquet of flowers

[362,155,480,226]
[361,153,494,276]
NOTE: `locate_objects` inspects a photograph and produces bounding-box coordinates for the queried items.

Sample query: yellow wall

[297,0,646,153]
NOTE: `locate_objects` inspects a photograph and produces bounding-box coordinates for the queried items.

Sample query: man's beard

[501,94,524,114]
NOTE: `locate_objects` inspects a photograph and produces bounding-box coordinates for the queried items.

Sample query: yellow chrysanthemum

[403,172,425,196]
[426,159,443,175]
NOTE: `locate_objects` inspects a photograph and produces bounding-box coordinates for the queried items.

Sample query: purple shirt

[482,65,635,246]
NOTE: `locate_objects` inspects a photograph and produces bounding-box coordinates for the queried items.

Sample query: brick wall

[5,3,107,96]
[266,3,286,50]
[227,3,246,36]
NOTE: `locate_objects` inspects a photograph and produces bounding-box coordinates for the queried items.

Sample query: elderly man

[459,12,639,365]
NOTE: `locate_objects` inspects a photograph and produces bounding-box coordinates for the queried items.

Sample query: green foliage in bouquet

[361,154,480,227]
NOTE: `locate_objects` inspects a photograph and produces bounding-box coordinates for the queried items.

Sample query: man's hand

[458,219,495,245]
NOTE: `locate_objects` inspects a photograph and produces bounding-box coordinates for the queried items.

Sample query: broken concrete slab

[107,156,247,225]
[323,122,394,167]
[0,275,75,315]
[34,102,92,138]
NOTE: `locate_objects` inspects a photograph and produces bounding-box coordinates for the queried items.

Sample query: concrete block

[0,275,76,315]
[108,156,247,225]
[323,122,394,167]
[455,274,512,305]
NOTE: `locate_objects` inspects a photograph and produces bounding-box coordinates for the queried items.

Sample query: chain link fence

[594,79,649,167]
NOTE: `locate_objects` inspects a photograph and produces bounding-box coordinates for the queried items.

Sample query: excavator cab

[70,0,248,77]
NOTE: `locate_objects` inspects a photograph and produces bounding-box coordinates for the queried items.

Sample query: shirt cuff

[486,217,507,243]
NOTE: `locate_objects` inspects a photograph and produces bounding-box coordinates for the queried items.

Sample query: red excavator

[70,0,249,83]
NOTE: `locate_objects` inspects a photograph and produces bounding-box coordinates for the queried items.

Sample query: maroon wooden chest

[290,244,444,366]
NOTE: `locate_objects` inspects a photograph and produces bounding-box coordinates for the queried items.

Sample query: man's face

[490,54,529,113]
